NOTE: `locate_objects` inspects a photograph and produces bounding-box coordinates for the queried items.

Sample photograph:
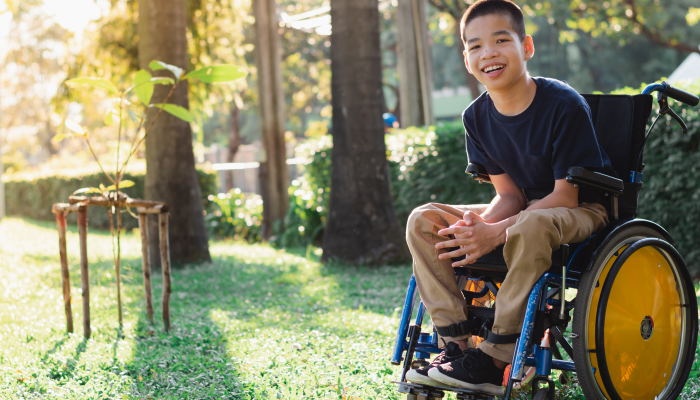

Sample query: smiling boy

[404,0,615,396]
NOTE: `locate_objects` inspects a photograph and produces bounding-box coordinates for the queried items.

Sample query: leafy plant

[57,61,246,326]
[206,189,263,242]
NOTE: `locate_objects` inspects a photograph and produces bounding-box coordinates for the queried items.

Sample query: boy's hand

[435,211,510,267]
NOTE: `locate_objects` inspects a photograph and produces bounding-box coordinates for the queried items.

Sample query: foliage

[271,125,495,246]
[205,189,263,242]
[3,167,217,230]
[519,0,700,54]
[624,80,700,272]
[0,2,74,168]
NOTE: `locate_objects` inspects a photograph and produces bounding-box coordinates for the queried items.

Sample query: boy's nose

[480,49,499,60]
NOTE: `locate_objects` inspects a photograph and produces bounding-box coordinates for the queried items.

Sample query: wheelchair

[391,81,700,400]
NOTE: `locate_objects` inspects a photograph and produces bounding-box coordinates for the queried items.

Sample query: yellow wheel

[572,225,698,400]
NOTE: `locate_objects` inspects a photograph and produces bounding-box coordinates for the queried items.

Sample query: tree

[1,2,73,169]
[253,0,289,238]
[323,0,409,264]
[425,0,482,100]
[138,0,211,264]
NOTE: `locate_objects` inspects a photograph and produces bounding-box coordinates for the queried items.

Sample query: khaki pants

[406,201,608,363]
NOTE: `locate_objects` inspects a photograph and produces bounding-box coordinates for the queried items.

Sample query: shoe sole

[405,369,444,387]
[427,369,504,397]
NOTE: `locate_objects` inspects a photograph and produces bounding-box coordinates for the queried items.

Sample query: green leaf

[65,120,86,136]
[73,187,103,195]
[105,180,135,191]
[149,60,184,81]
[104,108,119,126]
[99,183,106,192]
[134,69,154,105]
[65,77,119,95]
[151,103,194,123]
[51,133,67,144]
[183,65,247,83]
[128,109,142,124]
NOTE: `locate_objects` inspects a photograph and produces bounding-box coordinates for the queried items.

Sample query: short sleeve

[463,111,504,175]
[551,105,606,180]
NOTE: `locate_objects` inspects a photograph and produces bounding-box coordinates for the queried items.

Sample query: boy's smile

[481,62,506,78]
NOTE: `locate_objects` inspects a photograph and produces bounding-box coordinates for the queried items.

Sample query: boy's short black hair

[460,0,526,43]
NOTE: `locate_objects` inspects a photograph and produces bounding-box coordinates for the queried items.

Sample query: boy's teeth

[484,65,504,72]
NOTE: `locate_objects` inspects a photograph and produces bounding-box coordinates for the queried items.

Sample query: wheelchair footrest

[392,381,500,400]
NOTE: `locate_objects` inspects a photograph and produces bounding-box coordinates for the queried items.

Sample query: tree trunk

[138,0,211,265]
[397,0,434,127]
[454,21,482,101]
[225,100,242,191]
[253,0,289,238]
[324,0,410,264]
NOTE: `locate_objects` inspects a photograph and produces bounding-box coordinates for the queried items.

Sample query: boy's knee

[406,203,438,232]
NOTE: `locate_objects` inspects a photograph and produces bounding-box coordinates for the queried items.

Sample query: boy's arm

[479,173,527,223]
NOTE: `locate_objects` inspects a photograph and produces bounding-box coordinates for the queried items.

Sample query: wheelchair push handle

[642,81,699,107]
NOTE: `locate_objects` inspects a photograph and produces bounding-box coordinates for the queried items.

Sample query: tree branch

[623,0,700,54]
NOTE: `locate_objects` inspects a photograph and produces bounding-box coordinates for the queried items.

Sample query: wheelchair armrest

[466,163,492,184]
[566,167,623,196]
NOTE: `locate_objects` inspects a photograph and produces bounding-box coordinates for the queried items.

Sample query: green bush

[387,124,496,224]
[271,124,496,247]
[270,135,332,248]
[205,189,263,242]
[5,168,218,230]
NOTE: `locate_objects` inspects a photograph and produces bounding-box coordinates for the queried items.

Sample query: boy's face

[462,14,534,91]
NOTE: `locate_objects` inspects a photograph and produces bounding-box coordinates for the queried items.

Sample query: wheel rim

[592,240,690,399]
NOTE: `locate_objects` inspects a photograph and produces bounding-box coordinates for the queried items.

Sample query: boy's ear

[463,50,474,74]
[523,35,535,60]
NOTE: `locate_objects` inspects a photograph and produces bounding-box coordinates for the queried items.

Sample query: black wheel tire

[532,387,552,400]
[572,225,698,400]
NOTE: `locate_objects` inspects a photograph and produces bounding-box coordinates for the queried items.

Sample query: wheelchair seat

[453,241,588,281]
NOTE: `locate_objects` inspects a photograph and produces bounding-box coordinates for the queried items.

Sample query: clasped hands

[435,211,508,267]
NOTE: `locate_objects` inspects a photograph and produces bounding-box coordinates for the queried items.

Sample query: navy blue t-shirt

[463,77,615,202]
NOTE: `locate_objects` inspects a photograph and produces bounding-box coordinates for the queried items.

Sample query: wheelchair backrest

[581,94,653,217]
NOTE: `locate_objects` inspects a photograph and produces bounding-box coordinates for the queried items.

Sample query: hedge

[4,168,218,231]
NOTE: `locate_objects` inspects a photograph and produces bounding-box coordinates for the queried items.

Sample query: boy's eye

[470,45,480,50]
[497,39,508,43]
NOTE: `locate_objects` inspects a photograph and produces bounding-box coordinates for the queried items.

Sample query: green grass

[0,216,698,399]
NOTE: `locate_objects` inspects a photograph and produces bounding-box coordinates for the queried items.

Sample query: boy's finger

[435,246,468,260]
[435,238,471,250]
[438,226,471,236]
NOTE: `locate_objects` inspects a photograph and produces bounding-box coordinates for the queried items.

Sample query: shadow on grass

[119,242,413,399]
[109,243,410,399]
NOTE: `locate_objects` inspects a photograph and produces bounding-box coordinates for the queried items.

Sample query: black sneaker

[428,348,506,396]
[405,342,463,386]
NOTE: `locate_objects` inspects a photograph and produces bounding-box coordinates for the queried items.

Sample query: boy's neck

[487,75,537,117]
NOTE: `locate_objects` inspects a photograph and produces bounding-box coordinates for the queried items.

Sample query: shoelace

[458,348,488,369]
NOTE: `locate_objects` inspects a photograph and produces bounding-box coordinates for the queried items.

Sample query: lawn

[0,216,698,399]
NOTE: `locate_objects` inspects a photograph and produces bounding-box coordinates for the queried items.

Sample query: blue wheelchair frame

[390,82,685,400]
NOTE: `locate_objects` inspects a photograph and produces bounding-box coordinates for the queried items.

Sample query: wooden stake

[54,211,73,333]
[138,213,154,324]
[77,205,91,339]
[115,206,123,326]
[158,209,171,331]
